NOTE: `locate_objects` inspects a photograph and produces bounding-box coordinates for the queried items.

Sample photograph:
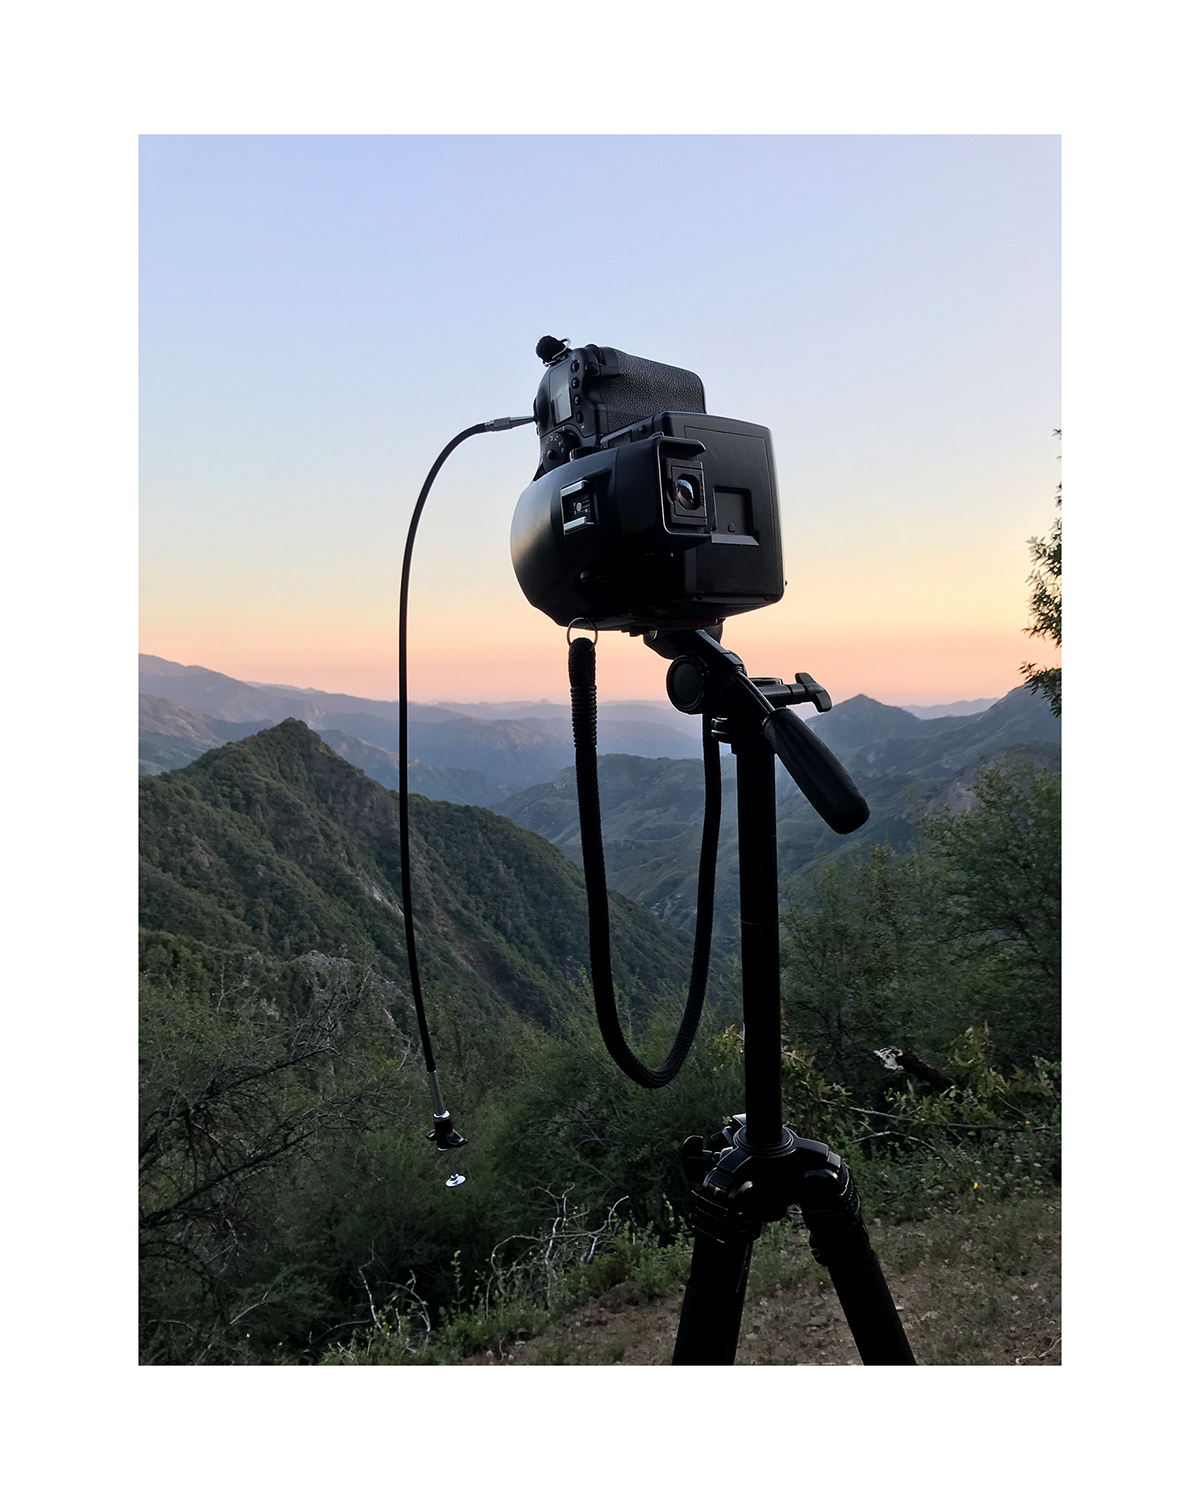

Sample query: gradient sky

[140,134,1060,705]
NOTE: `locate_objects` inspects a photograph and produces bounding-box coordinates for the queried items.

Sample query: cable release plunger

[424,1071,466,1153]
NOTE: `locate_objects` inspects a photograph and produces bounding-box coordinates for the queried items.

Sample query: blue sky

[140,134,1060,702]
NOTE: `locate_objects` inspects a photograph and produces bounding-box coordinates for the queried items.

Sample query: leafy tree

[920,761,1059,983]
[779,843,962,1096]
[780,758,1061,1094]
[1021,432,1062,715]
[139,956,418,1363]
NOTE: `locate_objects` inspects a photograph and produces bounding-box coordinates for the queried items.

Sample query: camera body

[511,342,785,630]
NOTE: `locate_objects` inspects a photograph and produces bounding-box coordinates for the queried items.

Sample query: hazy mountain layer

[429,700,681,724]
[899,698,1000,718]
[138,657,1053,840]
[140,655,402,728]
[140,694,513,804]
[139,694,274,775]
[496,686,1060,933]
[139,655,699,786]
[315,728,515,805]
[838,688,1059,779]
[800,694,967,756]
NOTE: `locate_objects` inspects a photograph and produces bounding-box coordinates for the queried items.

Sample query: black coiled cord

[568,635,721,1087]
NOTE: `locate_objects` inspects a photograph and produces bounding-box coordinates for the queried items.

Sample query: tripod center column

[733,730,784,1149]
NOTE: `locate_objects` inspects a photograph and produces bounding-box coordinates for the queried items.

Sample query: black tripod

[647,627,915,1366]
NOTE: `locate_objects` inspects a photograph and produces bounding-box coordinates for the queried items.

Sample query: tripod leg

[818,1232,915,1365]
[802,1163,916,1365]
[672,1229,755,1365]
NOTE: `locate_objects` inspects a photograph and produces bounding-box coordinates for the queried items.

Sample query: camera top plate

[533,344,706,476]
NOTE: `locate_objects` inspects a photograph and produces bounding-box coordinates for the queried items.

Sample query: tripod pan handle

[762,709,870,835]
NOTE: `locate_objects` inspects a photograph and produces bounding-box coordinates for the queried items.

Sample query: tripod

[647,627,916,1366]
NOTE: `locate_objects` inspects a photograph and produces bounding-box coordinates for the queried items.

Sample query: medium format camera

[510,338,785,630]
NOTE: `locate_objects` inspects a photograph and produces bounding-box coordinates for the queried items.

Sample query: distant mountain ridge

[314,727,515,805]
[495,684,1060,933]
[800,694,955,757]
[139,694,274,775]
[139,694,517,806]
[900,698,1000,718]
[138,654,1018,796]
[838,688,1059,780]
[139,655,700,788]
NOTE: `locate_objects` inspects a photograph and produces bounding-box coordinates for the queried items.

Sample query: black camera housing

[512,343,785,630]
[530,341,706,476]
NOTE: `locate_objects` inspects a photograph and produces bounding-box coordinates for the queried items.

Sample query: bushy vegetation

[714,1018,1059,1225]
[140,753,1059,1364]
[139,955,744,1364]
[322,1202,698,1365]
[781,758,1059,1090]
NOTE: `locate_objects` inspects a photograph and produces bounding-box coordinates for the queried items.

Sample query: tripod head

[643,627,869,835]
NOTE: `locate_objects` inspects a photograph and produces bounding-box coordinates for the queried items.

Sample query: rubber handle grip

[762,709,870,834]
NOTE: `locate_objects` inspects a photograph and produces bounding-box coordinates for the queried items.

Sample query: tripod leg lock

[680,1117,843,1243]
[676,1122,916,1364]
[683,1185,764,1246]
[797,1158,869,1265]
[797,1156,917,1364]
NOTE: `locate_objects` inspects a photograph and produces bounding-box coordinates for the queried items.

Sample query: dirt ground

[463,1194,1061,1367]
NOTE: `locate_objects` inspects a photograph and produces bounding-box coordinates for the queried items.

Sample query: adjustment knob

[536,335,570,365]
[666,655,709,713]
[542,429,578,470]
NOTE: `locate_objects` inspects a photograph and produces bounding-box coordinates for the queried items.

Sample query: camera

[510,339,785,630]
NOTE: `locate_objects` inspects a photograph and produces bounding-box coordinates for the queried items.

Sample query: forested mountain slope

[497,685,1060,932]
[140,718,691,1031]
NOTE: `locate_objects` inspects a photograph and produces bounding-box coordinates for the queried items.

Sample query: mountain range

[140,718,692,1034]
[495,685,1060,934]
[139,693,275,775]
[139,655,1023,798]
[139,654,700,791]
[139,655,1058,937]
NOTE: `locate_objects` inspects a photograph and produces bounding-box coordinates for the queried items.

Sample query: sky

[140,134,1060,705]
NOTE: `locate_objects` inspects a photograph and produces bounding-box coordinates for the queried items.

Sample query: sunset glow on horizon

[140,586,1044,708]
